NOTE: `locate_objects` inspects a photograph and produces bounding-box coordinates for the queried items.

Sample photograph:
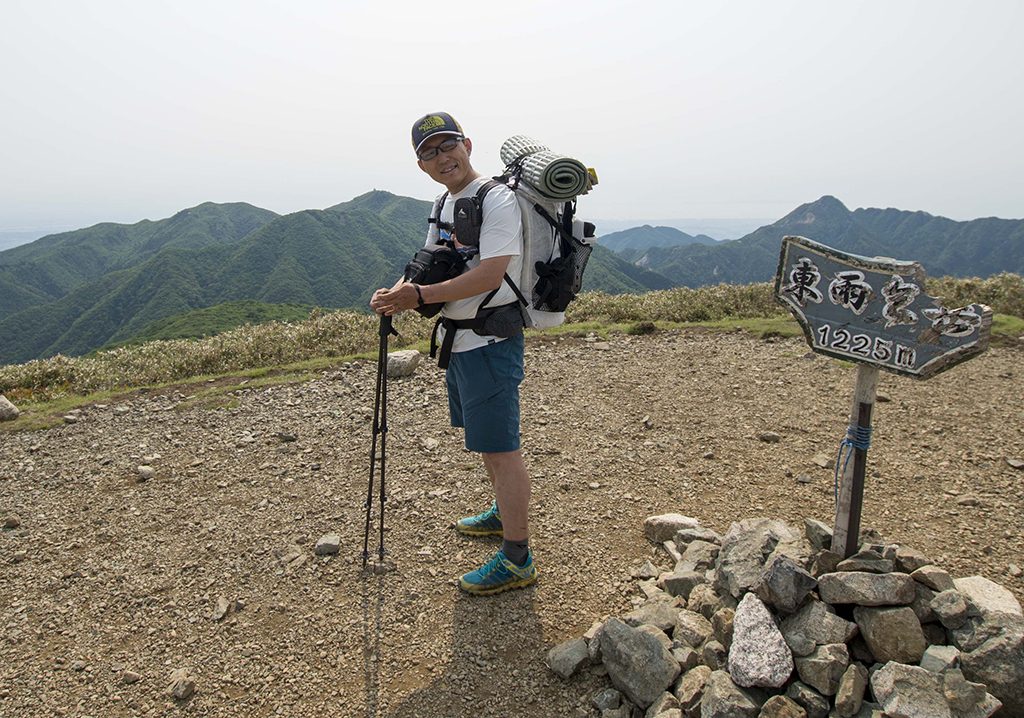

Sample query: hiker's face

[417,134,474,193]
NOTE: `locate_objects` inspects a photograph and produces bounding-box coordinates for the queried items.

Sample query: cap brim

[414,131,463,154]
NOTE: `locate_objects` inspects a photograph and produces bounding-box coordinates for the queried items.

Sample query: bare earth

[1,330,1022,718]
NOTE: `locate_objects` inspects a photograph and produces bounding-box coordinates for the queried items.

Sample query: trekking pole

[363,314,396,568]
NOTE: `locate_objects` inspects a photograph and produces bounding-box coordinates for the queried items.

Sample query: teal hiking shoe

[459,549,537,596]
[455,500,503,537]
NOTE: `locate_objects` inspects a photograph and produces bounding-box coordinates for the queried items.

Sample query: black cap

[411,112,464,154]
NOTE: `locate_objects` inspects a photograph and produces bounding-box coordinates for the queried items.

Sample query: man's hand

[370,281,418,316]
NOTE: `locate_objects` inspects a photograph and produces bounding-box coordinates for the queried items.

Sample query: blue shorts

[446,334,524,453]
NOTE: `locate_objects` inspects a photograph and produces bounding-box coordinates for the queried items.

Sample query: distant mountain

[619,196,1024,287]
[0,202,278,316]
[598,225,718,254]
[0,191,671,364]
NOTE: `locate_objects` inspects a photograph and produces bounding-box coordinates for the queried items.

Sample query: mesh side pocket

[533,236,592,313]
[568,237,592,296]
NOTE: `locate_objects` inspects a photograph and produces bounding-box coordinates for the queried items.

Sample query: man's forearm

[419,257,511,305]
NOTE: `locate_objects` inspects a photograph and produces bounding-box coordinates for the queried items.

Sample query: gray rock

[910,566,955,593]
[835,703,883,718]
[593,687,623,711]
[168,668,196,701]
[314,534,341,555]
[664,540,684,563]
[793,643,849,696]
[846,635,874,664]
[211,596,232,621]
[759,431,782,443]
[853,606,926,663]
[660,570,706,600]
[921,623,947,647]
[931,589,970,629]
[672,644,700,673]
[780,599,858,649]
[948,615,1008,653]
[785,631,816,657]
[688,584,727,620]
[548,637,590,679]
[836,552,894,574]
[121,669,142,685]
[602,707,631,718]
[645,514,701,544]
[674,610,713,648]
[941,668,991,714]
[803,518,833,552]
[634,560,662,580]
[711,607,734,649]
[674,664,711,717]
[585,621,604,663]
[817,572,915,606]
[645,692,680,718]
[870,662,951,718]
[833,663,868,718]
[0,395,20,421]
[674,527,722,546]
[625,601,680,633]
[810,550,843,578]
[894,546,934,574]
[728,593,793,689]
[757,695,807,718]
[909,582,938,624]
[716,518,810,599]
[599,618,681,708]
[919,644,960,673]
[137,465,156,482]
[700,670,761,718]
[386,349,421,377]
[786,681,830,718]
[960,618,1024,716]
[702,640,728,671]
[753,554,818,614]
[678,540,720,573]
[639,624,674,653]
[2,514,21,530]
[953,576,1023,619]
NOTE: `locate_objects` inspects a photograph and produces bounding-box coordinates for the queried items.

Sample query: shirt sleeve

[478,185,522,260]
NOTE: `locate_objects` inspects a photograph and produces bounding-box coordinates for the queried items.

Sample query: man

[369,112,536,596]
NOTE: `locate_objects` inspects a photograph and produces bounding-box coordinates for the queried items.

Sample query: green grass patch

[993,313,1024,340]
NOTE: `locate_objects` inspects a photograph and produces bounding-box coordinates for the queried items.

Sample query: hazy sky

[2,0,1022,234]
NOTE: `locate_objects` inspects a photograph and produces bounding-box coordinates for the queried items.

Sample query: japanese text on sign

[774,236,991,379]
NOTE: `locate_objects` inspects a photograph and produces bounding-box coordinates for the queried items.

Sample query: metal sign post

[774,236,992,557]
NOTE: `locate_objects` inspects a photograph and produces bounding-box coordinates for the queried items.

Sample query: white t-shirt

[426,177,523,354]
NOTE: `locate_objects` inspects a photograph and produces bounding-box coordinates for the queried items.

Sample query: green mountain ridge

[625,195,1024,287]
[599,225,718,254]
[0,202,278,316]
[0,191,669,364]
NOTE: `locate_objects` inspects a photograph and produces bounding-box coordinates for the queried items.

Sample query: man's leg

[483,450,530,543]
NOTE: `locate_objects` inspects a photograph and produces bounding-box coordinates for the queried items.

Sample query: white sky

[2,0,1022,232]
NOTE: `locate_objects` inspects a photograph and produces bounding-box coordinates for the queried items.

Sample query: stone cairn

[547,514,1023,718]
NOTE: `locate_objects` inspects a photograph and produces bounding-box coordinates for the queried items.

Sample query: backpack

[421,170,597,367]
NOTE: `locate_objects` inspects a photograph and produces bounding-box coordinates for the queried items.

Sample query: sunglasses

[417,136,464,161]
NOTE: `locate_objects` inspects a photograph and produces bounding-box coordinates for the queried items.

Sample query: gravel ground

[1,330,1022,717]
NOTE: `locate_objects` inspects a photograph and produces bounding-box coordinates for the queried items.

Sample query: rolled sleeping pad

[500,135,595,201]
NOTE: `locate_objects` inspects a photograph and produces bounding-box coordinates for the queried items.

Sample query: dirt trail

[1,330,1022,717]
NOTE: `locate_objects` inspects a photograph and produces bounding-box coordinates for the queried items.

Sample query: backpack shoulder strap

[474,179,503,205]
[428,192,451,232]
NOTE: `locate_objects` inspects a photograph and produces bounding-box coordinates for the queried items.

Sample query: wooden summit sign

[773,235,992,556]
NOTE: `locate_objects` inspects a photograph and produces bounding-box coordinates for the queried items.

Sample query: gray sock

[502,539,530,566]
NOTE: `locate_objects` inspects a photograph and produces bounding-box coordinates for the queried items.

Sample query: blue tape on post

[834,424,873,504]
